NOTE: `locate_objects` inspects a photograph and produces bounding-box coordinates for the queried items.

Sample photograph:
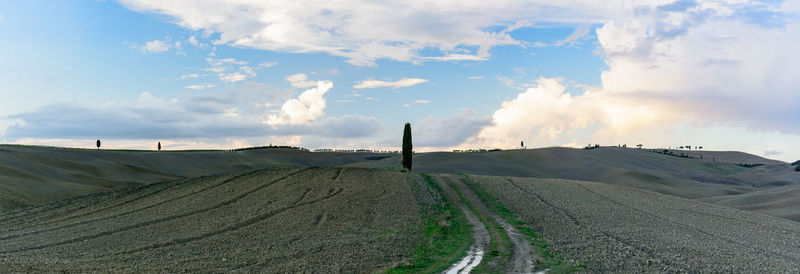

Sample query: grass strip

[449,180,512,273]
[463,175,587,273]
[387,173,473,273]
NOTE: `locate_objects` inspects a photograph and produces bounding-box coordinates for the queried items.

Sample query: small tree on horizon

[96,140,101,150]
[158,141,161,151]
[402,123,412,171]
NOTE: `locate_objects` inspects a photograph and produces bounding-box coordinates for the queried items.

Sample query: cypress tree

[158,142,161,151]
[402,123,412,170]
[96,140,101,149]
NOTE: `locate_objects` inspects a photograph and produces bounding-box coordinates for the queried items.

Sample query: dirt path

[433,176,490,273]
[435,174,539,273]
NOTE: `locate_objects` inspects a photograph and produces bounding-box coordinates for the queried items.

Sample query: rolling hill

[1,167,797,272]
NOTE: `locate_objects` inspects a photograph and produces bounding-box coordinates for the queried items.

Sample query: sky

[1,0,799,161]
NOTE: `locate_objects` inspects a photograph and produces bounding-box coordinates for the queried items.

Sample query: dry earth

[0,145,396,210]
[356,147,800,221]
[0,167,435,272]
[470,174,800,272]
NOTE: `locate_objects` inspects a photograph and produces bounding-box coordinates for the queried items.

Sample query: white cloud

[353,78,427,89]
[266,80,333,125]
[257,61,278,69]
[188,35,201,47]
[118,0,645,66]
[205,58,257,82]
[467,76,484,79]
[184,84,215,90]
[4,85,380,144]
[285,73,317,88]
[140,40,171,53]
[468,1,800,160]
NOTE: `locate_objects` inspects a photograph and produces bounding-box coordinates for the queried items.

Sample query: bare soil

[0,167,435,272]
[470,175,800,272]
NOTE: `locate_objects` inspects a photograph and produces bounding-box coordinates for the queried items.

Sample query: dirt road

[435,174,540,273]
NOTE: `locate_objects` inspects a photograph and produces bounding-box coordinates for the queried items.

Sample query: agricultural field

[467,174,800,272]
[0,168,441,272]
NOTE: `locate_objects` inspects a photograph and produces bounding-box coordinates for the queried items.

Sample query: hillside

[0,167,435,272]
[0,145,394,210]
[353,147,800,221]
[1,167,797,272]
[2,145,799,222]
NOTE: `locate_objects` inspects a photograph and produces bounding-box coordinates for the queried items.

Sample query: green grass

[388,173,473,273]
[449,180,511,273]
[463,175,587,273]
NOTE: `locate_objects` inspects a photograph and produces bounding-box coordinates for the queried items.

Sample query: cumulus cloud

[468,1,800,159]
[118,0,646,66]
[266,80,333,126]
[139,40,171,53]
[353,78,427,89]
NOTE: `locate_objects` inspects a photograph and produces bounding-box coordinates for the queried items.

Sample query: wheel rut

[430,175,489,274]
[450,176,539,273]
[0,170,273,241]
[0,168,311,254]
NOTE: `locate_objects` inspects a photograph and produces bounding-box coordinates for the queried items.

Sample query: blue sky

[2,1,800,161]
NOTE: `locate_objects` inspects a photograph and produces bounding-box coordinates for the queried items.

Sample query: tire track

[112,178,345,255]
[0,171,263,241]
[0,168,310,253]
[573,183,799,261]
[0,183,156,227]
[454,176,536,273]
[2,177,193,233]
[434,175,489,274]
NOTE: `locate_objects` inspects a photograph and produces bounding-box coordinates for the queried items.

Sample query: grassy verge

[388,173,473,273]
[449,180,512,273]
[463,175,587,273]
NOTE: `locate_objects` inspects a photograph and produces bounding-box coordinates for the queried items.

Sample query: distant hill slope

[2,145,798,221]
[0,145,394,210]
[352,147,800,221]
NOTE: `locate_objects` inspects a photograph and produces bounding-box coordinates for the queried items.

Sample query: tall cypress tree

[96,140,101,149]
[402,123,412,170]
[158,141,161,151]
